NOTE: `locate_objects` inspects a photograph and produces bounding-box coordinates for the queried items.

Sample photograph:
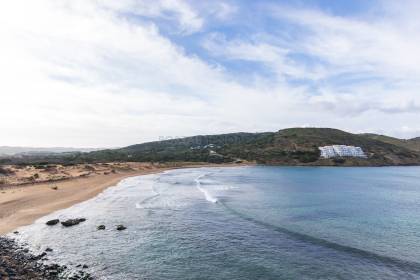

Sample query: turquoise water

[16,166,420,279]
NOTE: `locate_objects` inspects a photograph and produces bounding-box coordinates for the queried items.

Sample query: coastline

[0,162,247,235]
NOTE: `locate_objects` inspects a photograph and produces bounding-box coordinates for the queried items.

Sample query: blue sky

[1,0,420,147]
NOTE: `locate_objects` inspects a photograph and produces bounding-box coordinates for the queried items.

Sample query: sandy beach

[0,162,229,235]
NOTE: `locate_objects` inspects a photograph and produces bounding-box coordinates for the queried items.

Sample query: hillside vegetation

[2,128,420,166]
[361,134,420,152]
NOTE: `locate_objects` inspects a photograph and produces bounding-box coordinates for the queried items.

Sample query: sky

[1,0,420,148]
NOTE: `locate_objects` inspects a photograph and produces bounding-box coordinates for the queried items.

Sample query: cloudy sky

[1,0,420,147]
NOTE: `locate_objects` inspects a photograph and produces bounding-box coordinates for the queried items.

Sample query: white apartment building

[319,145,366,159]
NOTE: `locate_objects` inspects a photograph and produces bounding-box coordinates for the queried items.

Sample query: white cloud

[91,0,204,34]
[1,0,420,148]
[276,7,420,81]
[0,0,295,147]
[202,32,329,81]
[201,2,420,136]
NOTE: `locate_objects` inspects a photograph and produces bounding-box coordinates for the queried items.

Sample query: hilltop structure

[319,145,366,159]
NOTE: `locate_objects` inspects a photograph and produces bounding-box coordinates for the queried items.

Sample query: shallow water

[15,166,420,279]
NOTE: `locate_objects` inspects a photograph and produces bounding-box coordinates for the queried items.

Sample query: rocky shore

[0,236,92,280]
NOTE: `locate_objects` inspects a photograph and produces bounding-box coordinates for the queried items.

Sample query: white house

[319,145,366,159]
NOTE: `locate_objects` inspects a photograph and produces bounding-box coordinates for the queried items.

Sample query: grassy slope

[217,128,420,166]
[269,128,420,165]
[362,134,420,152]
[77,133,272,163]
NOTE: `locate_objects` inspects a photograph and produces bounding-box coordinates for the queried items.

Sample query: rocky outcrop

[116,225,127,231]
[0,237,92,279]
[61,218,86,227]
[46,219,60,226]
[97,225,106,230]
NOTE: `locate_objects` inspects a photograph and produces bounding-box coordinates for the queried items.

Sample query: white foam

[195,174,218,203]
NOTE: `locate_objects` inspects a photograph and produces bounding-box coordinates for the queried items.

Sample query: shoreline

[1,162,413,235]
[0,162,247,235]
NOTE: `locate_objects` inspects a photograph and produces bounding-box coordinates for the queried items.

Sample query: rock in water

[116,225,127,231]
[46,219,60,226]
[61,218,86,227]
[97,225,106,230]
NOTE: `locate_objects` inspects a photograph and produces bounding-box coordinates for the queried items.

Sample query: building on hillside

[319,145,366,159]
[319,146,336,158]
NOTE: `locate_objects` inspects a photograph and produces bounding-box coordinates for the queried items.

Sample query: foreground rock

[97,225,105,230]
[61,218,86,227]
[0,237,93,279]
[116,225,127,231]
[46,219,60,226]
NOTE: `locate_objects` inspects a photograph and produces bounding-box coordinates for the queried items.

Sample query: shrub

[0,166,14,176]
[333,158,346,164]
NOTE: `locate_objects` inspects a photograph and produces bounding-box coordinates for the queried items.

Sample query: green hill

[361,134,420,152]
[3,128,420,166]
[75,128,420,166]
[215,128,420,166]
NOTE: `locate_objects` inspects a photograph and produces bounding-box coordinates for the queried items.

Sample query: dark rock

[61,218,86,227]
[116,225,127,231]
[45,247,53,252]
[0,237,72,279]
[32,252,47,260]
[13,231,19,234]
[97,225,106,230]
[0,237,94,280]
[82,264,89,269]
[61,219,79,227]
[46,219,60,226]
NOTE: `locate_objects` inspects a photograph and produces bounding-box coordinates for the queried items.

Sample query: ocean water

[14,166,420,279]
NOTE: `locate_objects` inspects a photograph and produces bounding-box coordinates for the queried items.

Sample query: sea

[13,166,420,279]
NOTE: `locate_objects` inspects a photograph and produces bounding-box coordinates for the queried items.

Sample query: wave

[135,197,159,209]
[135,177,162,209]
[220,201,420,274]
[136,175,188,210]
[195,174,218,203]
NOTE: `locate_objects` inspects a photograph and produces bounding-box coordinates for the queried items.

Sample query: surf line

[135,179,162,209]
[195,174,218,203]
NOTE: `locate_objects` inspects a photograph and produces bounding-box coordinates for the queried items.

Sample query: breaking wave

[195,174,218,203]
